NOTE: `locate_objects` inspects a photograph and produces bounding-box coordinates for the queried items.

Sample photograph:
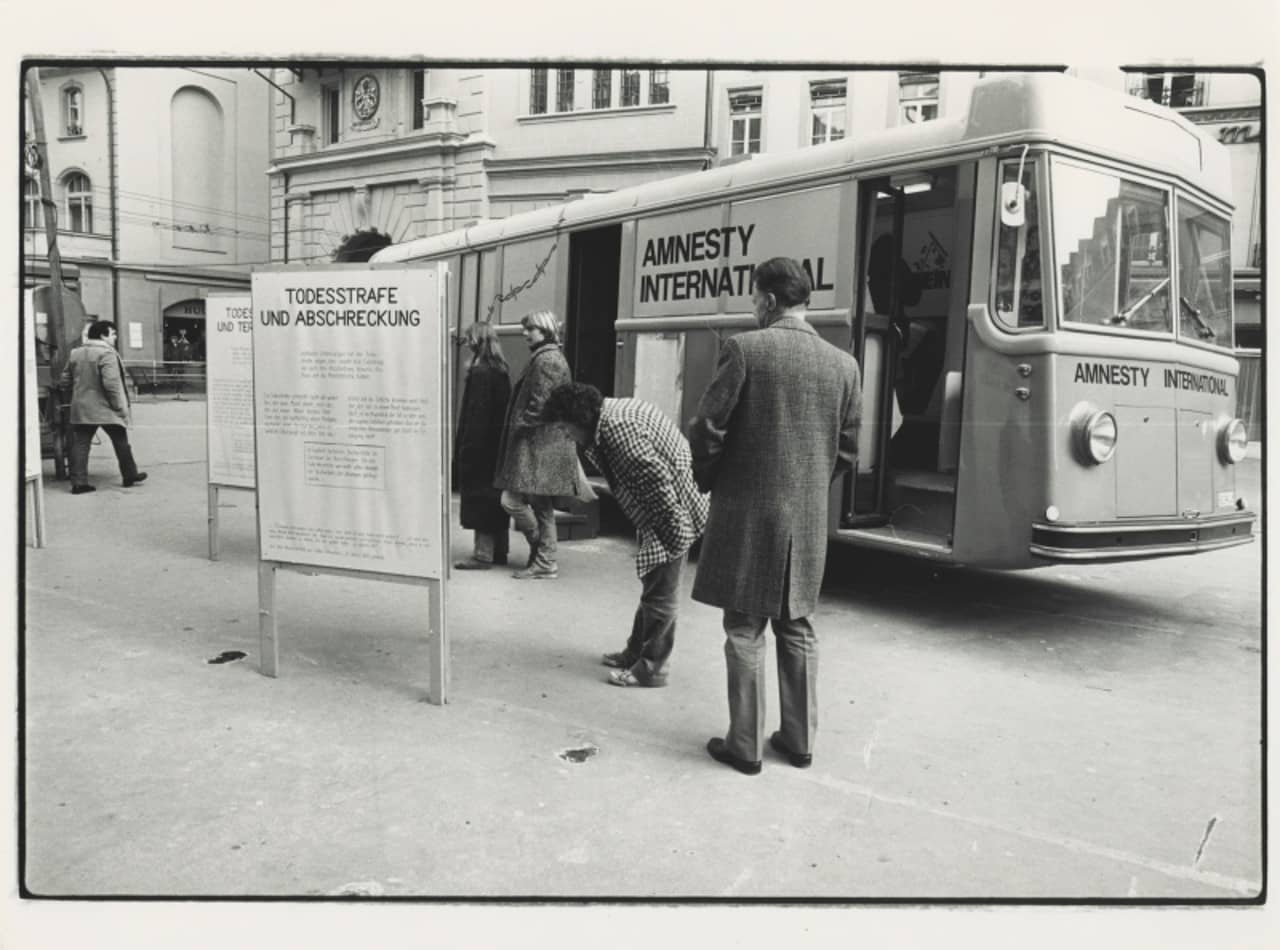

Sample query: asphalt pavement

[19,395,1266,903]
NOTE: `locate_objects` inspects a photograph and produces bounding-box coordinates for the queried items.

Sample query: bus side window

[993,162,1043,329]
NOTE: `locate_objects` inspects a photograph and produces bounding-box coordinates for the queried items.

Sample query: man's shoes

[492,554,509,566]
[601,651,633,669]
[769,731,813,769]
[706,738,761,775]
[453,559,493,570]
[123,473,148,487]
[511,564,558,580]
[607,668,667,688]
[71,484,96,495]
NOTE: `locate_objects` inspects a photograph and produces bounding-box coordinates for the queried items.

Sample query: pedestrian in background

[493,311,581,579]
[543,382,709,687]
[453,322,513,570]
[691,257,861,775]
[59,320,148,495]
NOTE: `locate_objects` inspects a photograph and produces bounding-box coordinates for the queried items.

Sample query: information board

[205,294,256,488]
[251,266,446,579]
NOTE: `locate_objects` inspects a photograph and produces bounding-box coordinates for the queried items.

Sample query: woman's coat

[454,360,512,533]
[493,342,580,497]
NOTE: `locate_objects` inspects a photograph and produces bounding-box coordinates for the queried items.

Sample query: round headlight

[1082,411,1117,464]
[1218,417,1248,464]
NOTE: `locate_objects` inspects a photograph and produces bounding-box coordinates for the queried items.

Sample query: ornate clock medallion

[352,74,381,121]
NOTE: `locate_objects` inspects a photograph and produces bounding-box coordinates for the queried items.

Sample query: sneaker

[511,564,558,580]
[71,484,96,495]
[123,473,148,487]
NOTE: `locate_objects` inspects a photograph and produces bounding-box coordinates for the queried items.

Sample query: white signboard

[205,294,256,488]
[251,266,446,579]
[23,290,41,481]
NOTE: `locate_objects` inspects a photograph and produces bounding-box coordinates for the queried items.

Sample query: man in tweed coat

[59,320,148,494]
[543,382,709,687]
[691,257,861,774]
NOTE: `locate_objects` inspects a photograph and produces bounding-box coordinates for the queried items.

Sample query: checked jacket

[582,398,709,578]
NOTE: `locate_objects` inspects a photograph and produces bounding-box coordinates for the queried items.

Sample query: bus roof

[373,72,1231,263]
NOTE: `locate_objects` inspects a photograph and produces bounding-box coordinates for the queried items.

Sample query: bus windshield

[1052,161,1171,333]
[1176,198,1233,346]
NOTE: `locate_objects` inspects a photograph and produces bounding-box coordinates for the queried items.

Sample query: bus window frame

[990,151,1049,334]
[1172,194,1236,353]
[1049,155,1179,343]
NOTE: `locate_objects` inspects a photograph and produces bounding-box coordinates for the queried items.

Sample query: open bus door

[842,165,975,553]
[565,225,622,397]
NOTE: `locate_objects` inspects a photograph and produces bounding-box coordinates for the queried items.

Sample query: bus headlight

[1071,403,1117,465]
[1217,417,1248,464]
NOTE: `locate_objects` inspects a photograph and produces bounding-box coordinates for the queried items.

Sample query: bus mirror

[1000,181,1027,228]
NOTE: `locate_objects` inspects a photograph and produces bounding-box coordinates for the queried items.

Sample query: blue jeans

[500,491,557,569]
[617,556,685,683]
[722,610,818,762]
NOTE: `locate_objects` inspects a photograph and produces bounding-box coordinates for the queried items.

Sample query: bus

[372,72,1256,568]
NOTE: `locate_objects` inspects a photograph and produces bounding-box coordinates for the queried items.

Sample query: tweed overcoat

[59,340,132,427]
[454,360,512,532]
[690,316,861,619]
[493,342,580,496]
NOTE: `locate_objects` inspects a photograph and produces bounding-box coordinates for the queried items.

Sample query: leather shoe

[706,738,761,775]
[71,484,96,495]
[453,559,493,570]
[123,472,148,487]
[769,731,812,768]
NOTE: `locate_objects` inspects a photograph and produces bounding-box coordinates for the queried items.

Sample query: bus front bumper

[1029,512,1256,561]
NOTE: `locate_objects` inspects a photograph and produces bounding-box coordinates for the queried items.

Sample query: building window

[556,69,575,112]
[1128,71,1204,108]
[649,69,669,105]
[621,69,641,108]
[323,85,341,144]
[592,70,612,109]
[729,89,763,156]
[412,70,426,129]
[810,79,846,144]
[63,172,92,233]
[899,71,939,124]
[530,68,549,115]
[61,84,84,136]
[23,178,42,229]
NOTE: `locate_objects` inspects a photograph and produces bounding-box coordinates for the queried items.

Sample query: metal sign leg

[258,561,279,677]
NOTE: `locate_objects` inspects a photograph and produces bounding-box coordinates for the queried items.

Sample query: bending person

[543,382,709,687]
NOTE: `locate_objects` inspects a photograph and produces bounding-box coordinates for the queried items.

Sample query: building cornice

[486,146,714,178]
[268,133,496,176]
[1180,105,1261,124]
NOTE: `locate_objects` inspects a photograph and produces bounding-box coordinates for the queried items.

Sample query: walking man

[543,382,709,687]
[691,257,861,774]
[59,320,147,494]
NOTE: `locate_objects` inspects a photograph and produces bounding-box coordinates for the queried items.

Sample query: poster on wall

[205,294,256,488]
[251,265,446,579]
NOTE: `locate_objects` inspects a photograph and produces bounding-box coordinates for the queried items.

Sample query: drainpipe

[702,70,715,169]
[96,67,119,323]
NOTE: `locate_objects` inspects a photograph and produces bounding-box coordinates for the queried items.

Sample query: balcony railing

[1126,80,1206,109]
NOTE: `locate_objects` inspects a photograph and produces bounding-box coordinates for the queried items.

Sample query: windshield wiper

[1180,295,1216,340]
[1109,276,1170,325]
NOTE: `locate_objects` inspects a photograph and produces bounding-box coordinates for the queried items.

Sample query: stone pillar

[423,97,458,136]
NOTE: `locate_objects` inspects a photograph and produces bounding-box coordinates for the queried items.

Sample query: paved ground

[13,397,1269,937]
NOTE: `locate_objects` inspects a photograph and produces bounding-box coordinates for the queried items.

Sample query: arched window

[63,172,92,233]
[61,83,84,136]
[23,178,42,229]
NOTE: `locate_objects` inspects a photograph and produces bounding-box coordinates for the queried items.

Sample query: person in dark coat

[59,320,148,494]
[493,310,582,579]
[691,257,862,775]
[453,321,513,570]
[543,382,709,687]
